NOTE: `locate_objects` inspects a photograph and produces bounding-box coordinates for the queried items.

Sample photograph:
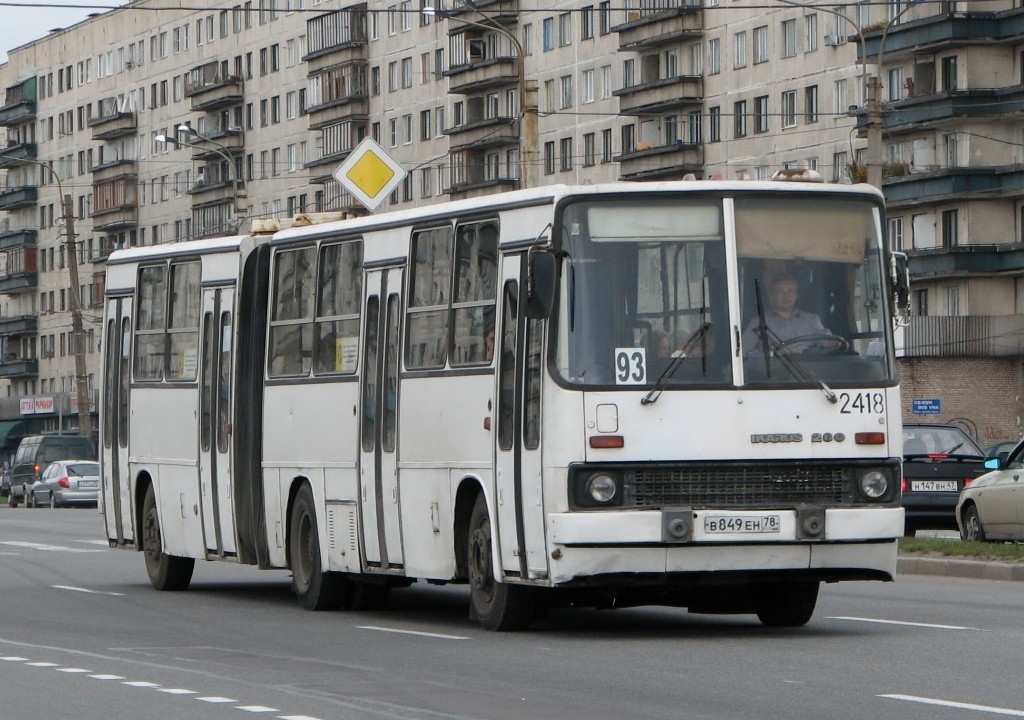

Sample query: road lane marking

[123,681,161,688]
[356,625,470,640]
[53,585,126,596]
[0,541,102,553]
[89,674,125,680]
[57,667,90,673]
[27,662,59,667]
[237,706,280,713]
[278,716,322,720]
[159,688,198,695]
[881,694,1024,717]
[828,616,984,631]
[197,696,238,703]
[0,656,29,661]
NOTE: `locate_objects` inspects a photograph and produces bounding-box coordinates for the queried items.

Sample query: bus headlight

[859,470,889,499]
[586,473,619,504]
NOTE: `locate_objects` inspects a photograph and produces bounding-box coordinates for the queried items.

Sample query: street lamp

[155,125,248,230]
[0,155,91,438]
[423,4,539,189]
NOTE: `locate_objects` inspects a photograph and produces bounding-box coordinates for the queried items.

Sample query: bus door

[198,286,237,556]
[102,296,134,545]
[494,256,548,580]
[358,267,404,571]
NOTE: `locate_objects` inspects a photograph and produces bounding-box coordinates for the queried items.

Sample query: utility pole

[63,194,91,439]
[866,76,884,189]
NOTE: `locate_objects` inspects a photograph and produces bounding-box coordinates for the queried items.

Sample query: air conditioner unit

[823,35,841,47]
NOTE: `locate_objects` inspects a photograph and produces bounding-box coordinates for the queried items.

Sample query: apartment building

[0,0,1021,458]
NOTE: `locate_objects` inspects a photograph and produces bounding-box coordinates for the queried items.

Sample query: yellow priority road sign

[333,138,407,212]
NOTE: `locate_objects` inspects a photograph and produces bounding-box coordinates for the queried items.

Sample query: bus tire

[467,494,536,631]
[142,485,195,591]
[289,483,349,611]
[753,581,819,628]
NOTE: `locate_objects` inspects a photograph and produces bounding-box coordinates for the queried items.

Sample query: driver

[742,274,834,354]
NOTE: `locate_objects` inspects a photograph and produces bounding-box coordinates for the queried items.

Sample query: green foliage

[900,537,1024,561]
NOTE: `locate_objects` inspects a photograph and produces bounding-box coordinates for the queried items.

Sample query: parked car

[0,466,10,497]
[902,423,988,536]
[27,460,100,508]
[957,440,1024,541]
[8,434,96,508]
[982,439,1021,464]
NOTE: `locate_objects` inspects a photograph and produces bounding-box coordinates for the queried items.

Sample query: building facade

[0,0,1021,459]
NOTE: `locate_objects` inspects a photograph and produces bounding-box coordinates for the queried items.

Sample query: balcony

[855,87,1024,136]
[304,6,367,70]
[614,0,702,51]
[0,359,38,378]
[883,166,1024,206]
[614,75,702,115]
[446,117,518,151]
[899,314,1024,357]
[0,143,37,168]
[861,7,1024,63]
[185,62,244,111]
[305,63,369,129]
[449,150,519,195]
[91,179,138,231]
[91,158,137,184]
[907,243,1024,280]
[0,185,38,211]
[441,0,519,22]
[0,244,37,293]
[0,77,37,126]
[89,98,137,140]
[0,228,36,252]
[445,57,518,95]
[0,315,36,336]
[616,140,703,180]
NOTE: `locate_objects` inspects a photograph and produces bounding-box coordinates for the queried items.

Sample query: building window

[543,141,555,174]
[887,67,904,101]
[888,217,904,251]
[599,0,611,35]
[601,128,612,162]
[944,132,958,167]
[558,12,572,46]
[583,132,595,166]
[834,78,848,115]
[708,37,720,75]
[945,286,960,316]
[754,96,769,133]
[914,289,928,316]
[733,100,747,138]
[582,69,594,103]
[805,14,817,51]
[559,75,573,109]
[832,151,847,182]
[542,17,554,51]
[560,137,573,171]
[781,90,796,127]
[781,20,796,57]
[753,26,768,63]
[709,106,720,142]
[941,55,958,92]
[804,85,818,123]
[581,6,594,40]
[941,209,958,248]
[734,31,747,68]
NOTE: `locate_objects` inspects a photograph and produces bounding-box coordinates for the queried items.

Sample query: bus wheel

[753,581,819,627]
[142,485,194,591]
[467,494,535,631]
[289,483,349,611]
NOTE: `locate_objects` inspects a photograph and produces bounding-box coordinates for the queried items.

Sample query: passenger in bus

[649,330,672,360]
[742,274,838,354]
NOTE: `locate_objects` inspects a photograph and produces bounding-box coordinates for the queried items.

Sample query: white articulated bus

[101,178,908,630]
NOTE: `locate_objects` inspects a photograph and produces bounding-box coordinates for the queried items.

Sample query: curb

[897,556,1024,582]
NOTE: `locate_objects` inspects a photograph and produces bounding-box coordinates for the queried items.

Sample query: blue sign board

[912,399,941,415]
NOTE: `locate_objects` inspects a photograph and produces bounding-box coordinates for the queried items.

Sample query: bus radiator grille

[628,465,846,508]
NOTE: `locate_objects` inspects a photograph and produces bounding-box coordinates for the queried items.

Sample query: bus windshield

[553,193,895,389]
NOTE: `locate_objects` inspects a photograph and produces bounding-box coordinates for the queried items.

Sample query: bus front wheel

[289,483,349,611]
[142,485,194,591]
[467,494,536,631]
[753,581,819,627]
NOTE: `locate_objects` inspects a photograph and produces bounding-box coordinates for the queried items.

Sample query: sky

[0,0,125,64]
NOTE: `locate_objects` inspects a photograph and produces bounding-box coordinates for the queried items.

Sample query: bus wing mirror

[526,250,557,320]
[891,251,910,314]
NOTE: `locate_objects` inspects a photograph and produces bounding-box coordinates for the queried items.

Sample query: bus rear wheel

[467,494,536,631]
[753,581,819,627]
[142,485,195,591]
[289,483,349,611]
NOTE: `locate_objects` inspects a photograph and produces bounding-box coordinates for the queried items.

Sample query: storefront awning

[0,420,31,450]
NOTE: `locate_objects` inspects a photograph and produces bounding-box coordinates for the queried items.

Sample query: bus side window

[268,247,315,377]
[451,220,498,366]
[497,280,517,451]
[406,226,452,369]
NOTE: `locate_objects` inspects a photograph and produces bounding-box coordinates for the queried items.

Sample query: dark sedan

[902,423,988,536]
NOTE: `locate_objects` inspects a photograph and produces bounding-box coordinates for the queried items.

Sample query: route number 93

[615,348,647,385]
[838,391,885,414]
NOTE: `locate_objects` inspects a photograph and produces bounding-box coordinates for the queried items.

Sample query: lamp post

[773,0,918,188]
[156,125,248,231]
[423,5,538,189]
[1,156,92,438]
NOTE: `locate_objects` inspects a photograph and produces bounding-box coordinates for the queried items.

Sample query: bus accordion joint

[855,432,886,445]
[589,435,624,449]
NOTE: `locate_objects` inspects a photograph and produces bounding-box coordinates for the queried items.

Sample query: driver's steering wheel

[778,333,850,355]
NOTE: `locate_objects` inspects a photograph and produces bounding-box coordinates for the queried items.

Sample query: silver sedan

[27,460,100,508]
[957,439,1024,541]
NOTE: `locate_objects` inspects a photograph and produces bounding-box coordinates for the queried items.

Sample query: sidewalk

[897,555,1024,582]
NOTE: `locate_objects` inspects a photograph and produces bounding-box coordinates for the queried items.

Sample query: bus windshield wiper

[758,326,838,404]
[642,322,712,405]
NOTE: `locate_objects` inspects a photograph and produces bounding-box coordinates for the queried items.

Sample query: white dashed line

[0,654,321,719]
[0,541,102,553]
[52,585,125,596]
[356,625,470,640]
[881,694,1024,717]
[829,616,984,631]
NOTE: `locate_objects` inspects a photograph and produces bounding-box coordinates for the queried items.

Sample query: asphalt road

[1,505,1021,720]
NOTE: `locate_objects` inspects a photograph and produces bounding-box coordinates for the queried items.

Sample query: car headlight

[586,473,618,503]
[859,469,889,499]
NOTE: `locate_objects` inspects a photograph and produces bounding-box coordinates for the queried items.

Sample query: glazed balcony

[855,87,1024,137]
[0,315,36,336]
[0,359,38,377]
[0,142,37,168]
[614,0,702,51]
[306,120,364,180]
[0,77,37,126]
[306,63,369,129]
[445,30,519,94]
[0,228,36,252]
[91,158,137,184]
[614,75,702,115]
[883,166,1024,206]
[0,244,37,293]
[305,6,367,71]
[906,242,1024,280]
[92,177,138,231]
[441,0,518,22]
[446,116,518,151]
[185,62,244,111]
[861,7,1024,63]
[448,150,518,195]
[89,97,137,140]
[900,314,1024,358]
